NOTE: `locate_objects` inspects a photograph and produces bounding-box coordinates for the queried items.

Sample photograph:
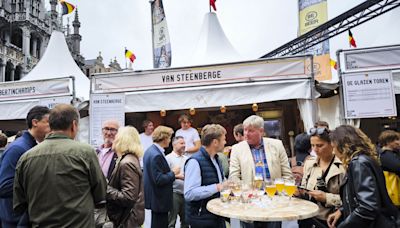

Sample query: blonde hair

[152,126,174,143]
[330,125,378,168]
[112,126,144,158]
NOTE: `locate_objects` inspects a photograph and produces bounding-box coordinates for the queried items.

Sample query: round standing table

[207,197,319,222]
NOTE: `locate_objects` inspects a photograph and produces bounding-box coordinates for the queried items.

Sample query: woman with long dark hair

[327,125,399,228]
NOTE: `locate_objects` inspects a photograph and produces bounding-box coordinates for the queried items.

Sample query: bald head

[102,120,120,129]
[102,119,120,147]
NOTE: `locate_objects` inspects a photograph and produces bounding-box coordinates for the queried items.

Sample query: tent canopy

[21,31,89,101]
[185,12,243,66]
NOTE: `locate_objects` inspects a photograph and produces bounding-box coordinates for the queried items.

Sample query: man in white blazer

[229,115,292,228]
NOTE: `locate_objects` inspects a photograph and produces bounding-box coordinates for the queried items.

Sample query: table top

[206,197,319,222]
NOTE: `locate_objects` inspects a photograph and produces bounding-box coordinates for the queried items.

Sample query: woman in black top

[327,125,399,228]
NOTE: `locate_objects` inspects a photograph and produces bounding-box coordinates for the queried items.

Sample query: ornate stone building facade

[83,52,122,78]
[0,0,84,82]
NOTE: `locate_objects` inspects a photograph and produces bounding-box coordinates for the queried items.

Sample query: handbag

[383,171,400,207]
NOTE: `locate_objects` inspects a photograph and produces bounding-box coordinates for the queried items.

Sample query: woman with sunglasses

[297,127,345,228]
[327,125,399,228]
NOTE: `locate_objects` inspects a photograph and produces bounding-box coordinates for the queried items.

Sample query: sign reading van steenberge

[92,58,309,93]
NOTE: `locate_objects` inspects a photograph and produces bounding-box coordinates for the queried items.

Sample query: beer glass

[264,179,276,199]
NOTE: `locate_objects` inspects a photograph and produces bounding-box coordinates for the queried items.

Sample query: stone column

[21,27,31,67]
[39,36,48,58]
[0,60,5,82]
[4,31,10,44]
[10,66,15,81]
[31,38,37,58]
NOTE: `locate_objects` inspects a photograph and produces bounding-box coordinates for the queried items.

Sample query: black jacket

[380,149,400,177]
[338,154,398,228]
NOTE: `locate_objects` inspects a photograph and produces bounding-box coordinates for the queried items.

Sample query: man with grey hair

[96,119,120,180]
[166,136,187,228]
[229,115,292,228]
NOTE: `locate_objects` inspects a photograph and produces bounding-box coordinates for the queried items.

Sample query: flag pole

[124,47,127,70]
[209,0,211,12]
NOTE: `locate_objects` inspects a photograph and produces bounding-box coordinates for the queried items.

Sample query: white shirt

[175,127,200,155]
[165,151,187,194]
[140,133,153,168]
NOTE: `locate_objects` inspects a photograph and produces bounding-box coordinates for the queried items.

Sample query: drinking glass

[253,175,264,190]
[274,178,285,196]
[284,178,297,200]
[264,179,276,200]
[241,182,252,203]
[231,181,242,203]
[220,186,231,203]
[253,178,265,200]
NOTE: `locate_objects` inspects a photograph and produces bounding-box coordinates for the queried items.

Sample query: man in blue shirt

[0,106,50,228]
[184,124,227,228]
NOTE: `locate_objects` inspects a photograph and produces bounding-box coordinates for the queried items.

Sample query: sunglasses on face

[308,127,330,136]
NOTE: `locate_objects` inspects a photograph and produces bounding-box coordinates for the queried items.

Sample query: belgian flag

[348,30,357,48]
[125,49,136,63]
[60,1,75,15]
[210,0,217,11]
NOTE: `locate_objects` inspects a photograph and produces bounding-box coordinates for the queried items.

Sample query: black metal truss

[261,0,400,58]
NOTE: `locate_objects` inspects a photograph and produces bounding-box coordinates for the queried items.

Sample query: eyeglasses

[308,127,330,136]
[102,127,118,133]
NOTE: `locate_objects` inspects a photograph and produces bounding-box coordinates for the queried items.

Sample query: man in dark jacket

[184,124,226,228]
[143,126,181,228]
[13,104,107,227]
[0,106,50,228]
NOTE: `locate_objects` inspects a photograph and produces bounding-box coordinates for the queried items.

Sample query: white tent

[0,31,89,122]
[186,12,243,66]
[21,31,89,101]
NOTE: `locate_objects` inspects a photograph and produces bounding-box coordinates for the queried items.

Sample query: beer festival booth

[334,44,400,142]
[90,55,318,153]
[0,31,90,137]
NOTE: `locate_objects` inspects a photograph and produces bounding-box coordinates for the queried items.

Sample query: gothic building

[0,0,84,82]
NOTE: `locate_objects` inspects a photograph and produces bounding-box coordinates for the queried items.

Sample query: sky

[47,0,400,71]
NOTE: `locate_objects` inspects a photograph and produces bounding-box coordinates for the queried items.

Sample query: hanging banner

[151,0,172,68]
[343,71,397,119]
[298,0,332,81]
[344,45,400,71]
[0,78,71,101]
[89,93,125,147]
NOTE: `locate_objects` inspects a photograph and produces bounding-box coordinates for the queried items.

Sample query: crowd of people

[0,105,399,228]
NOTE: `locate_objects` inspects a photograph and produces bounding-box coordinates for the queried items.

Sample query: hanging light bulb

[334,89,338,94]
[160,109,166,117]
[252,103,258,112]
[220,106,226,113]
[189,107,196,116]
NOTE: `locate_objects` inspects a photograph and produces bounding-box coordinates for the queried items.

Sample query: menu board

[89,93,125,146]
[343,71,397,119]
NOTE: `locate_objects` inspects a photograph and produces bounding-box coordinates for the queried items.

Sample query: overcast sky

[48,0,400,70]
